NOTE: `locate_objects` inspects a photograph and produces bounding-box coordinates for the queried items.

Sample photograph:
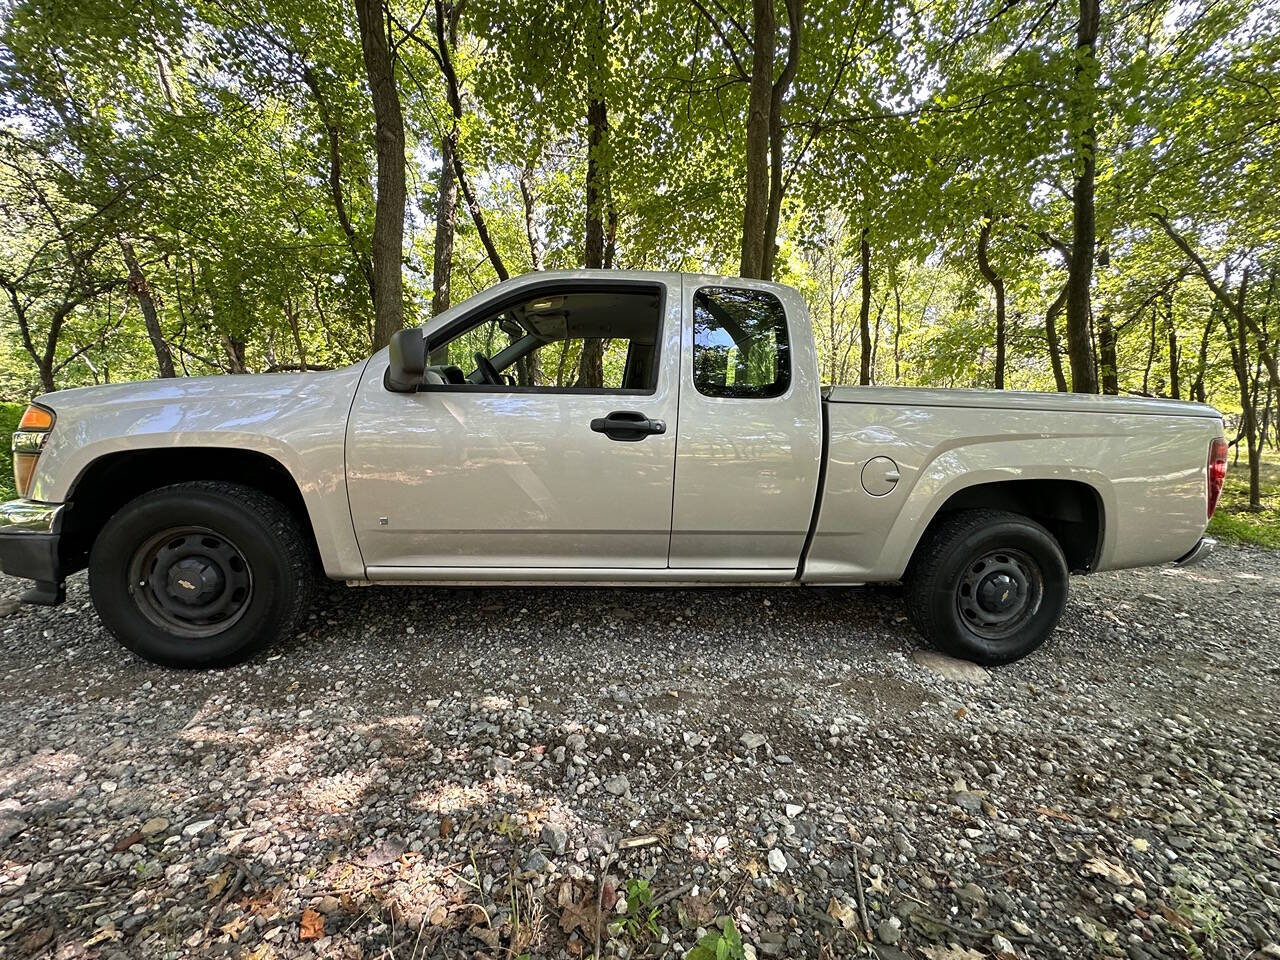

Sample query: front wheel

[904,509,1068,666]
[89,482,313,667]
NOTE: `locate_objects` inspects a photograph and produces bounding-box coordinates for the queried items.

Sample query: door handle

[590,410,667,442]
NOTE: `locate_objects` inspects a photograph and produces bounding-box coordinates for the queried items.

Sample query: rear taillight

[1207,437,1228,519]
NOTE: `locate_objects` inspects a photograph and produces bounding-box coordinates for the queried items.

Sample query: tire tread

[89,481,313,666]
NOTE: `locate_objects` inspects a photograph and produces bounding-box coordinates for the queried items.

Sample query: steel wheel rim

[127,526,253,638]
[955,547,1043,641]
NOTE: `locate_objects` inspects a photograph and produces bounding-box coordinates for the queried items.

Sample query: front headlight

[12,404,55,499]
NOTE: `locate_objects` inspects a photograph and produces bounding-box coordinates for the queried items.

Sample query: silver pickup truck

[0,271,1226,668]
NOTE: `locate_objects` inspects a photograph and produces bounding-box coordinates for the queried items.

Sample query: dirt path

[0,546,1277,959]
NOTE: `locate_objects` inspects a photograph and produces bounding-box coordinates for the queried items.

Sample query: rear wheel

[904,509,1068,665]
[89,482,312,667]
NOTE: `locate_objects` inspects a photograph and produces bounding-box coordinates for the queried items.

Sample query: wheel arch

[60,448,322,575]
[908,478,1105,574]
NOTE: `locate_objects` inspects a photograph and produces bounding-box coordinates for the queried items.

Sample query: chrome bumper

[0,499,63,533]
[0,499,67,604]
[1174,537,1216,567]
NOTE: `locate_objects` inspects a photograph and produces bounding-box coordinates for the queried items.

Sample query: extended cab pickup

[0,271,1227,667]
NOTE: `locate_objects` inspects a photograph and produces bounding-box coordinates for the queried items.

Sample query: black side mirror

[386,328,426,392]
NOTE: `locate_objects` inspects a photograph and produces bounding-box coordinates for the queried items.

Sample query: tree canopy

[1,0,1278,498]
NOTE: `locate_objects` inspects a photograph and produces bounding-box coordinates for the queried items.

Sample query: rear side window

[692,287,791,398]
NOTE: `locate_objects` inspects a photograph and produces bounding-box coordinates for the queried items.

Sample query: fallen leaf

[600,877,618,912]
[1132,838,1150,853]
[85,923,122,947]
[220,915,251,941]
[206,868,232,900]
[1084,856,1143,887]
[1034,806,1075,822]
[439,816,453,839]
[112,831,145,852]
[555,879,600,940]
[300,908,325,941]
[826,898,859,931]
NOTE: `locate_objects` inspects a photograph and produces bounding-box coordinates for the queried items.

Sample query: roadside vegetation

[0,402,23,501]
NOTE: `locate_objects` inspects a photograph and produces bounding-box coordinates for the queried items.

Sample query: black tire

[89,481,313,667]
[904,509,1068,666]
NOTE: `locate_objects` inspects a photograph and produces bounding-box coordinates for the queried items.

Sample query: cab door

[345,275,681,572]
[669,277,823,570]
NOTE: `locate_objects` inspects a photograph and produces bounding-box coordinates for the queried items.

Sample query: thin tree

[353,0,407,350]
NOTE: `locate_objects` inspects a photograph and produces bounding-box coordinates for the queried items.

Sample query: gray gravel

[1,546,1279,959]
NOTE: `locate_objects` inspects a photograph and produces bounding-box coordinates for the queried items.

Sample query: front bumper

[1174,536,1216,568]
[0,499,67,604]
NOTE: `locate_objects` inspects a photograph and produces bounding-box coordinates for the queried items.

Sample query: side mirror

[386,328,426,392]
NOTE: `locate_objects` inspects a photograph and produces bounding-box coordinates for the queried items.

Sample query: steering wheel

[473,352,502,386]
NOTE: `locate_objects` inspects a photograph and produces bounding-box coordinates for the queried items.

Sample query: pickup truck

[0,270,1226,668]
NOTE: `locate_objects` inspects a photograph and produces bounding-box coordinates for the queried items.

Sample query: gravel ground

[1,546,1279,960]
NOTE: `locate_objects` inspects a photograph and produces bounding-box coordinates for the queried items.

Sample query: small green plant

[686,919,745,960]
[620,877,660,940]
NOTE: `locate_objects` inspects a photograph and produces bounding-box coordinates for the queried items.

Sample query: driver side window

[429,286,663,392]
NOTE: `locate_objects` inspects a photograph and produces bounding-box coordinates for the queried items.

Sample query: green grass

[1207,447,1280,548]
[0,401,24,502]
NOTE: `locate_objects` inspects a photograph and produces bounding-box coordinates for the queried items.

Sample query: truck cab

[349,271,821,578]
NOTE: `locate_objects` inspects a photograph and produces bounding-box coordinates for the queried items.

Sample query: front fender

[29,365,368,579]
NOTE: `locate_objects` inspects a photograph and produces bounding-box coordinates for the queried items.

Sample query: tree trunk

[1167,298,1180,399]
[578,25,610,389]
[1097,313,1118,394]
[1045,282,1069,392]
[739,0,775,279]
[222,334,247,374]
[892,279,902,383]
[1065,0,1100,393]
[584,97,608,270]
[428,134,458,365]
[1189,305,1215,402]
[520,166,544,272]
[354,0,406,350]
[433,0,508,284]
[858,228,872,386]
[1221,269,1261,509]
[518,166,544,386]
[976,213,1006,389]
[1143,305,1156,395]
[284,296,308,367]
[301,64,376,310]
[119,239,176,378]
[760,0,801,281]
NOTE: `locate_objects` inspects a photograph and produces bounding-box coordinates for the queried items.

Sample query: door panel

[346,278,681,569]
[669,277,823,569]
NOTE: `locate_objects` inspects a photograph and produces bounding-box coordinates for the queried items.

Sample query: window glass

[692,287,790,398]
[430,288,661,391]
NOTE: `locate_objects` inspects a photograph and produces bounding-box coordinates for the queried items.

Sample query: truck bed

[824,385,1222,419]
[803,386,1223,584]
